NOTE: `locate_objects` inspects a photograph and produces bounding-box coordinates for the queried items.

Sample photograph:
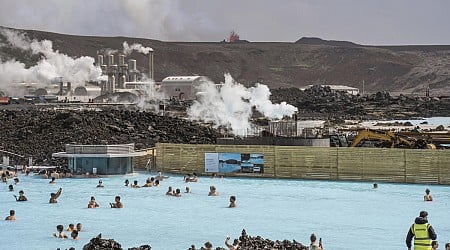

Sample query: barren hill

[1,26,450,96]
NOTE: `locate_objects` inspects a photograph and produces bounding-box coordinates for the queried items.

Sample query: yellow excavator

[350,129,436,149]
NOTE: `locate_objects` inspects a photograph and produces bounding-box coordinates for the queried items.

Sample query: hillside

[1,26,450,95]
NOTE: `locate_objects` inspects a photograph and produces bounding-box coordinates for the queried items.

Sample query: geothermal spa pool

[1,172,450,250]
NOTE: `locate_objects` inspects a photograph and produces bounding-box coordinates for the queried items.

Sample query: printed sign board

[205,152,264,173]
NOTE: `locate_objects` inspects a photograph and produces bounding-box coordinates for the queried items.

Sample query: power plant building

[160,76,210,100]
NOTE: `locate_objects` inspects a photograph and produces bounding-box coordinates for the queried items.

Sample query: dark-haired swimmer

[49,176,56,184]
[174,188,181,197]
[66,223,75,231]
[132,180,140,188]
[76,223,82,232]
[49,188,62,203]
[142,178,153,187]
[154,179,160,186]
[228,196,236,208]
[166,186,174,196]
[53,224,68,238]
[424,188,433,201]
[8,184,14,192]
[71,230,79,240]
[110,196,123,208]
[5,209,15,221]
[96,180,104,188]
[14,190,28,201]
[208,186,219,196]
[88,196,99,208]
[124,179,130,187]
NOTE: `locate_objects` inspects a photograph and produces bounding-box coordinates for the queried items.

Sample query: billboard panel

[205,152,264,173]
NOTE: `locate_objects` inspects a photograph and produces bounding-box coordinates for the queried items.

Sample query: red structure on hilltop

[229,31,240,43]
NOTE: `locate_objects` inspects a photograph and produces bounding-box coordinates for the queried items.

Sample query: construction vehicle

[350,129,436,149]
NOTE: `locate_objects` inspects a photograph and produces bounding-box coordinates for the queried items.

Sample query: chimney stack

[148,49,154,80]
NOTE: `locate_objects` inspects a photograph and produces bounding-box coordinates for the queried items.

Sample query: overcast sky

[0,0,449,45]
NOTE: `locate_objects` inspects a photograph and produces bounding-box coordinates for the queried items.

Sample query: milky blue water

[1,172,450,250]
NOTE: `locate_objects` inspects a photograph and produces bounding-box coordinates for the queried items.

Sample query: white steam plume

[187,73,298,136]
[0,28,104,96]
[123,41,153,55]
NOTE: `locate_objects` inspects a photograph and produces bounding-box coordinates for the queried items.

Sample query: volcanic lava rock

[83,234,122,250]
[189,229,308,250]
[82,234,151,250]
[270,86,450,120]
[0,107,217,165]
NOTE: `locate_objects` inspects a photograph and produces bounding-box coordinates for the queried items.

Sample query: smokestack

[129,59,137,82]
[108,54,114,66]
[148,49,154,80]
[97,54,104,66]
[118,54,125,66]
[129,59,136,71]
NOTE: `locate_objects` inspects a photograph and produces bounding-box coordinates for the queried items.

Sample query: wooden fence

[155,143,450,185]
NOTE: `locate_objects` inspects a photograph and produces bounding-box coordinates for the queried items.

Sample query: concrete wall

[155,143,450,185]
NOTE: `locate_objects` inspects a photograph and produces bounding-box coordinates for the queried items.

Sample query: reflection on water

[1,172,450,250]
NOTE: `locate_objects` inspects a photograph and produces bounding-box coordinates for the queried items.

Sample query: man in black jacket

[406,211,437,250]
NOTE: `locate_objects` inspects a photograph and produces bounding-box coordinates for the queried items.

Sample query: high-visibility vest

[412,223,431,250]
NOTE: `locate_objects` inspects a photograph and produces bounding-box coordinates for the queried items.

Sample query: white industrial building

[160,76,210,100]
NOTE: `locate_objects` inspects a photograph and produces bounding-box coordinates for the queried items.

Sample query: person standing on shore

[406,210,437,250]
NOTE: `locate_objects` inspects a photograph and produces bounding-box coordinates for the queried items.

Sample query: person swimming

[5,209,16,221]
[66,223,75,231]
[110,196,123,208]
[166,186,174,196]
[96,180,104,188]
[142,178,153,187]
[124,179,130,187]
[132,180,141,188]
[49,176,56,184]
[49,188,62,203]
[70,230,79,240]
[87,196,100,208]
[208,186,219,196]
[14,190,28,201]
[53,224,68,238]
[424,188,433,201]
[185,186,191,193]
[174,188,182,197]
[229,196,236,208]
[8,184,14,192]
[76,223,82,232]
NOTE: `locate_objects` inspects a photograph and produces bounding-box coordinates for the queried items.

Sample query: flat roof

[52,152,147,158]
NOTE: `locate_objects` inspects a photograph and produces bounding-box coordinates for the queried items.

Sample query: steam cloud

[123,41,153,55]
[0,27,104,96]
[187,73,297,136]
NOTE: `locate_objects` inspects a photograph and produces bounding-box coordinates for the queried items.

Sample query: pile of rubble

[83,234,151,250]
[0,108,217,164]
[188,229,308,250]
